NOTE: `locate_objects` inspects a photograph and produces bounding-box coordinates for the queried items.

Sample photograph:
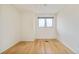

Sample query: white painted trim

[1,40,19,53]
[58,38,76,54]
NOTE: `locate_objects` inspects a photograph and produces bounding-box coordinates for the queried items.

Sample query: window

[38,17,54,28]
[46,18,53,27]
[39,18,45,27]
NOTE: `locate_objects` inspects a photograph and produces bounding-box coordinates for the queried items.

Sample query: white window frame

[38,17,54,28]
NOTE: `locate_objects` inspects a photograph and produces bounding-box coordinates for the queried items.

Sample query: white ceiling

[13,4,67,14]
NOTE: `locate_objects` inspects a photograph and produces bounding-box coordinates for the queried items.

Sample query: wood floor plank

[2,39,73,54]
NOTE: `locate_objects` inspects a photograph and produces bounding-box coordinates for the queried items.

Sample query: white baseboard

[35,38,57,40]
[0,40,19,53]
[58,38,76,54]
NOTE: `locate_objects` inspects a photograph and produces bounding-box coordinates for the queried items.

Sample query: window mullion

[45,18,47,27]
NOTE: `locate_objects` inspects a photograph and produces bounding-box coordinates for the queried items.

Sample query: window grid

[38,17,54,28]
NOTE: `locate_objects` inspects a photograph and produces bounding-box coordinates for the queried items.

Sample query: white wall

[21,12,36,41]
[57,5,79,53]
[21,13,57,40]
[36,14,57,39]
[0,5,21,53]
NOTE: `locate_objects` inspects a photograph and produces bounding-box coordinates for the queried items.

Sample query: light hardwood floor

[2,39,73,54]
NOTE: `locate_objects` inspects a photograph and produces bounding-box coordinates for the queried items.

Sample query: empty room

[0,4,79,54]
